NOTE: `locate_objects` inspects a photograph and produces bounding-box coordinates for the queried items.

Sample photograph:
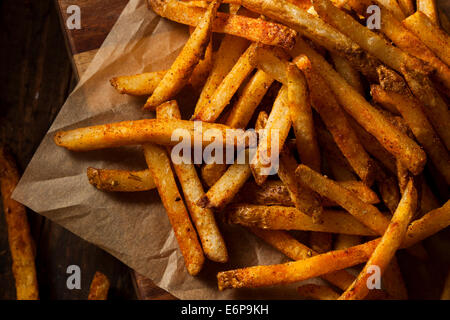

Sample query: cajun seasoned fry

[295,164,390,235]
[227,205,377,236]
[189,39,213,91]
[200,163,228,187]
[144,0,220,109]
[110,71,166,96]
[371,86,450,184]
[377,65,411,98]
[376,0,406,20]
[292,38,426,175]
[87,167,155,192]
[149,0,297,48]
[88,272,110,300]
[297,284,340,300]
[287,63,321,171]
[339,179,417,300]
[417,0,439,25]
[156,101,228,263]
[252,46,290,85]
[0,147,39,300]
[54,119,246,151]
[330,53,364,95]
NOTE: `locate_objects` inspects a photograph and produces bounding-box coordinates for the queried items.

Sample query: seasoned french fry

[149,0,297,48]
[249,228,356,291]
[200,163,228,187]
[297,284,340,300]
[189,40,213,91]
[377,65,411,98]
[88,272,110,300]
[338,181,379,204]
[295,165,390,235]
[298,56,375,184]
[144,0,220,109]
[110,71,166,96]
[54,119,246,151]
[309,232,332,253]
[251,86,291,185]
[287,63,321,171]
[417,0,439,25]
[227,205,377,236]
[375,0,406,20]
[252,46,290,85]
[334,234,362,250]
[339,179,417,300]
[292,38,426,175]
[376,168,401,214]
[438,9,450,34]
[157,101,228,263]
[218,200,450,290]
[441,270,450,300]
[330,53,364,95]
[0,148,39,300]
[371,86,450,184]
[87,167,155,192]
[398,0,415,16]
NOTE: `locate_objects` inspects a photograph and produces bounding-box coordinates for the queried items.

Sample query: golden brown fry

[218,200,450,290]
[339,179,417,300]
[0,148,38,300]
[189,40,213,91]
[371,86,450,184]
[157,101,228,263]
[87,167,156,192]
[398,0,415,16]
[377,169,401,214]
[376,0,406,20]
[292,38,426,175]
[297,284,340,300]
[417,0,439,25]
[88,272,110,300]
[149,0,297,48]
[287,63,321,171]
[330,53,364,95]
[249,228,356,291]
[227,205,377,236]
[438,9,450,34]
[334,234,362,250]
[338,181,379,204]
[110,71,166,96]
[298,56,375,184]
[295,165,390,235]
[193,43,258,122]
[252,46,290,85]
[54,119,246,151]
[441,270,450,300]
[200,163,228,187]
[144,0,220,109]
[376,65,411,98]
[309,232,332,253]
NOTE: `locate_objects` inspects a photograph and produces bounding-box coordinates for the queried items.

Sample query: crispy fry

[334,234,362,250]
[309,232,332,253]
[54,119,246,151]
[377,65,411,98]
[157,101,228,263]
[292,38,426,175]
[227,205,377,236]
[376,168,401,214]
[110,71,166,96]
[297,284,340,300]
[417,0,439,25]
[330,53,364,95]
[0,148,39,300]
[149,0,297,48]
[88,272,110,300]
[398,0,415,16]
[438,9,450,34]
[218,200,449,290]
[295,165,390,235]
[249,228,356,291]
[144,0,220,109]
[189,40,214,91]
[371,86,450,184]
[339,179,417,300]
[338,181,379,204]
[87,167,156,192]
[375,0,406,20]
[193,43,258,122]
[200,163,228,187]
[287,63,321,171]
[252,46,290,85]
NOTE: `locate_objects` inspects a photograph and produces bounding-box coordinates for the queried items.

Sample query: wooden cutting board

[55,0,174,300]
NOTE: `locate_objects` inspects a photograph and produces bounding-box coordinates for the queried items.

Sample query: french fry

[298,56,375,184]
[144,0,220,109]
[217,200,450,290]
[309,232,332,253]
[0,148,39,300]
[338,181,379,204]
[417,0,439,25]
[330,53,364,95]
[377,65,411,98]
[375,0,406,20]
[397,0,415,16]
[149,0,297,48]
[334,234,362,250]
[376,168,401,214]
[249,228,356,291]
[87,167,156,192]
[54,119,246,151]
[371,86,450,184]
[251,86,291,185]
[339,179,417,300]
[251,46,290,85]
[88,272,110,300]
[200,163,228,187]
[193,43,258,122]
[295,165,390,235]
[292,38,426,175]
[189,39,214,91]
[297,284,340,300]
[441,270,450,300]
[110,71,166,96]
[227,205,377,236]
[438,9,450,34]
[287,63,321,171]
[157,101,228,263]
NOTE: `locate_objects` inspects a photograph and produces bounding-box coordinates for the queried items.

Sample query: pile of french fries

[52,0,450,300]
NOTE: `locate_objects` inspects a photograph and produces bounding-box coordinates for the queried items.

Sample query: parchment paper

[12,0,323,299]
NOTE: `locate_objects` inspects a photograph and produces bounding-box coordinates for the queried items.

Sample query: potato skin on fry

[0,147,39,300]
[110,71,166,96]
[87,167,156,192]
